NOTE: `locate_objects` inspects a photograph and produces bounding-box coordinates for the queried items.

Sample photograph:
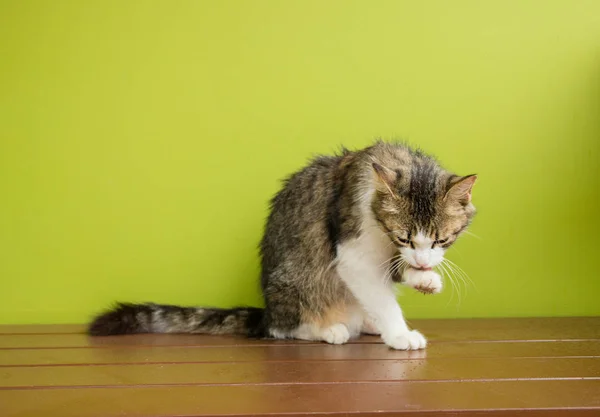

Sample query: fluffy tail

[88,302,265,337]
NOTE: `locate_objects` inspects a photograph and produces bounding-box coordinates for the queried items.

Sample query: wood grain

[1,317,599,349]
[0,317,598,416]
[1,380,599,416]
[2,358,599,388]
[1,341,598,366]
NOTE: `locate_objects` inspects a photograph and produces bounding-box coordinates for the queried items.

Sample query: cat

[89,140,476,350]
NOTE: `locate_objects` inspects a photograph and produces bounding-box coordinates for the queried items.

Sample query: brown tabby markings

[88,140,476,341]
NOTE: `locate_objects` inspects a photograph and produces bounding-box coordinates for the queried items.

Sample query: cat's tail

[88,302,265,337]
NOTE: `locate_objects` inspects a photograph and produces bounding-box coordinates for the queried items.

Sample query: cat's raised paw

[383,330,427,350]
[403,269,442,294]
[322,323,351,345]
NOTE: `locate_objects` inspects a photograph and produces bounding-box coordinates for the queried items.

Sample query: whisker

[442,259,474,304]
[438,261,460,308]
[391,258,407,278]
[462,230,482,240]
[444,258,477,292]
[448,245,464,261]
[378,252,401,269]
[384,255,402,285]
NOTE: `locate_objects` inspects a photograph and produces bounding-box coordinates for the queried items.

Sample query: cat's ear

[445,174,477,204]
[372,163,399,196]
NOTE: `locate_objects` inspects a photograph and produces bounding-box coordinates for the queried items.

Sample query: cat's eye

[433,238,448,247]
[397,237,410,245]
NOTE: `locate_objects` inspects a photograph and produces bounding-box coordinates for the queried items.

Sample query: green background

[1,1,599,324]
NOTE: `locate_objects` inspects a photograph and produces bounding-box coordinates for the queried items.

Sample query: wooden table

[1,317,599,416]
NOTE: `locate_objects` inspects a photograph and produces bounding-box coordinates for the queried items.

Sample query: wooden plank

[2,358,599,389]
[1,341,598,367]
[1,317,599,339]
[1,320,598,416]
[1,380,599,417]
[1,317,599,349]
[412,317,600,342]
[0,333,315,349]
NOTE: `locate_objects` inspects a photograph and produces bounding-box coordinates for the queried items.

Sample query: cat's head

[370,161,476,270]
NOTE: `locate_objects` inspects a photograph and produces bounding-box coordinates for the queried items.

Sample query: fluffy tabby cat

[89,141,476,350]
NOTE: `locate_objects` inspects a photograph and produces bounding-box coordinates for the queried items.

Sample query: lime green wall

[1,1,599,324]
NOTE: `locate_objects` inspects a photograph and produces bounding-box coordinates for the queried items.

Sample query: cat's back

[269,151,347,212]
[260,151,350,267]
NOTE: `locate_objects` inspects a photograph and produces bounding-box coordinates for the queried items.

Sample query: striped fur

[89,303,264,337]
[88,140,476,345]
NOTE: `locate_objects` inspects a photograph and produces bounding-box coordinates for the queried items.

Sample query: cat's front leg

[337,241,427,350]
[402,268,443,294]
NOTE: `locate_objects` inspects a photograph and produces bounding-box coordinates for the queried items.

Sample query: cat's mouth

[409,266,433,272]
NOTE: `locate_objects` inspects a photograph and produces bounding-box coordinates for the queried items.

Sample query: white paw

[322,323,351,345]
[403,269,442,294]
[383,330,427,350]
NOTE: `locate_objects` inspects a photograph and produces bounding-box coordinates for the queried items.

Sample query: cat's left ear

[445,174,477,204]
